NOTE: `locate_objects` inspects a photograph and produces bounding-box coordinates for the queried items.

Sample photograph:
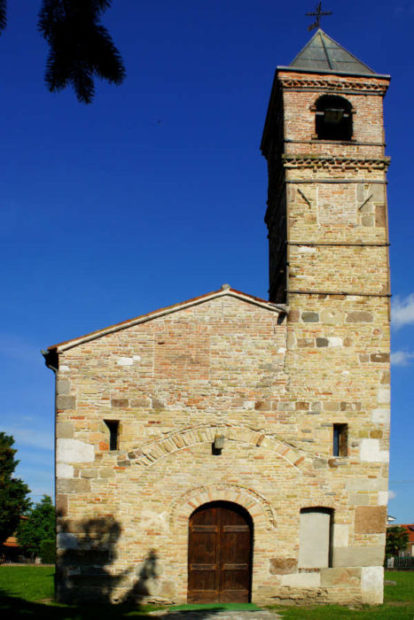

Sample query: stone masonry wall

[54,290,387,605]
[262,70,391,604]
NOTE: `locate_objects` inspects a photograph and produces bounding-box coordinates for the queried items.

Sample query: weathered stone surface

[57,478,91,494]
[361,566,384,604]
[345,312,373,323]
[302,312,319,323]
[57,463,74,479]
[56,395,76,410]
[370,353,389,363]
[269,558,297,574]
[57,439,95,463]
[280,573,320,587]
[320,567,361,586]
[57,379,70,395]
[355,506,387,534]
[111,398,128,408]
[360,439,388,463]
[57,422,74,439]
[333,546,385,567]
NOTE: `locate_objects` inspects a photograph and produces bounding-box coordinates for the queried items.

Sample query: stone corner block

[355,506,387,534]
[320,567,361,587]
[361,566,384,604]
[57,438,95,464]
[56,395,76,410]
[333,545,384,567]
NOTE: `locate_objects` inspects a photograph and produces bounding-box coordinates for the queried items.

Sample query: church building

[45,29,391,606]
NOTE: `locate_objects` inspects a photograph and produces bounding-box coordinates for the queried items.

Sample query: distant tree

[17,495,55,561]
[386,526,409,558]
[0,1,125,104]
[0,432,31,544]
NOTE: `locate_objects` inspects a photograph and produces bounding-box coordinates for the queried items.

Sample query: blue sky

[1,0,413,522]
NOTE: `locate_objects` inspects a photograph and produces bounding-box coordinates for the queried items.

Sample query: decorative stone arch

[169,483,276,531]
[127,423,310,474]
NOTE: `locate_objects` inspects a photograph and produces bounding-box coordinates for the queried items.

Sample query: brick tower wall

[262,70,391,604]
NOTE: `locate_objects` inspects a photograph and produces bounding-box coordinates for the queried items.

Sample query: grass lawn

[0,567,413,618]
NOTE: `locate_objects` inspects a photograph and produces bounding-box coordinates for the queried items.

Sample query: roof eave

[277,66,391,80]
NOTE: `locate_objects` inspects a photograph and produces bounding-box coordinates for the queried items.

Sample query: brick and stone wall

[51,64,391,608]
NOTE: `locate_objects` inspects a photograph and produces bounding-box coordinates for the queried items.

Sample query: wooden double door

[188,501,253,603]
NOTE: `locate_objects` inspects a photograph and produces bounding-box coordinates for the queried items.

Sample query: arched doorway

[188,501,253,603]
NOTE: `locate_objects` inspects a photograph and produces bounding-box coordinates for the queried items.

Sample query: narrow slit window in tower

[333,423,348,457]
[104,420,119,451]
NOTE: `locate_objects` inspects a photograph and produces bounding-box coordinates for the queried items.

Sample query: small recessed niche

[212,434,225,455]
[333,423,348,457]
[104,420,119,451]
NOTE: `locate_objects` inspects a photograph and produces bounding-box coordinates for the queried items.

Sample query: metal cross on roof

[306,2,332,31]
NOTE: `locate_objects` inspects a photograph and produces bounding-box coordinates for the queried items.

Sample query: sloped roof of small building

[45,286,287,354]
[400,524,414,543]
[278,29,389,78]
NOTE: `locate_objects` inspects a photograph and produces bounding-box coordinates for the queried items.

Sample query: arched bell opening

[314,94,353,141]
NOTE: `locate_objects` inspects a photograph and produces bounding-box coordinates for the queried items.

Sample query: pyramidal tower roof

[280,29,387,77]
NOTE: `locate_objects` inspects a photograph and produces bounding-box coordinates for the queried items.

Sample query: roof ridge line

[46,288,288,352]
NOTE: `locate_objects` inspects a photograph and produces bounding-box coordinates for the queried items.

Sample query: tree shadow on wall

[57,514,160,608]
[0,516,227,618]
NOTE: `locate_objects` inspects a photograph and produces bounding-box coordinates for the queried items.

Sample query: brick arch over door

[127,424,310,474]
[169,483,276,531]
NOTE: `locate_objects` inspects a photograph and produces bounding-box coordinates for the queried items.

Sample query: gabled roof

[45,286,287,354]
[279,29,388,78]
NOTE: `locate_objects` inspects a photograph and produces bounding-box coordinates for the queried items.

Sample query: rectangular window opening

[333,423,348,457]
[104,420,119,451]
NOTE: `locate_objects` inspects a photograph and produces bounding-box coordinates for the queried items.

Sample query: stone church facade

[45,30,391,606]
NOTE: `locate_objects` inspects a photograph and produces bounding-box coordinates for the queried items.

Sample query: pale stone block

[333,524,349,548]
[320,309,343,325]
[57,438,95,463]
[57,379,70,395]
[328,337,342,347]
[59,365,70,372]
[56,463,74,479]
[361,566,384,604]
[281,572,320,587]
[117,357,134,366]
[360,439,389,463]
[297,246,316,253]
[378,491,388,505]
[346,478,388,492]
[378,388,390,404]
[298,510,330,568]
[57,533,78,550]
[371,408,389,424]
[333,546,384,567]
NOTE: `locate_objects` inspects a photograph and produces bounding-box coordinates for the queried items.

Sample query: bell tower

[261,30,391,604]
